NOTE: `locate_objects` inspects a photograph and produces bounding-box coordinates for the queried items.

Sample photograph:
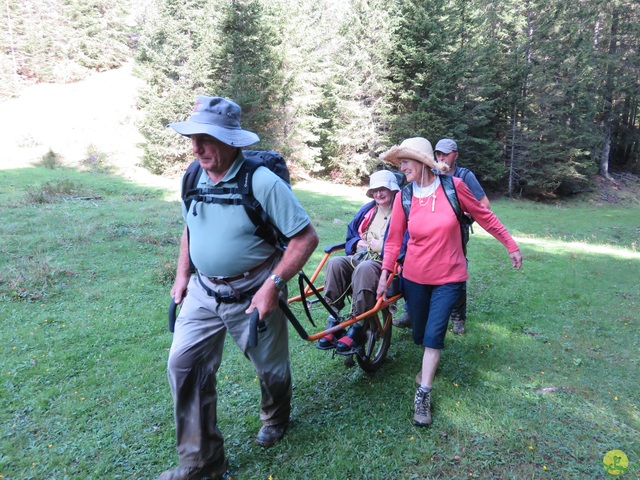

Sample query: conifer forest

[2,0,639,197]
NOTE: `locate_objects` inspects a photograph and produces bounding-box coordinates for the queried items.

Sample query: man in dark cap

[158,96,318,480]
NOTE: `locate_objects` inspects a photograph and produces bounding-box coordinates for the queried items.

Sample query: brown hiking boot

[452,319,465,335]
[256,420,289,447]
[413,386,432,426]
[157,463,228,480]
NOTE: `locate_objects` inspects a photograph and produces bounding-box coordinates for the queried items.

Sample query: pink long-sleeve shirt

[381,177,519,285]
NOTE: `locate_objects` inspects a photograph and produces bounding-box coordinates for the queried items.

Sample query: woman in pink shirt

[376,137,523,427]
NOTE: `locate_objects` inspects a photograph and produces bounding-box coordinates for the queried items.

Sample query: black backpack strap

[440,175,473,256]
[401,177,461,223]
[457,166,470,184]
[440,175,461,220]
[182,158,260,214]
[237,156,265,233]
[181,161,203,213]
[180,161,203,274]
[234,156,282,247]
[454,166,476,224]
[401,183,413,220]
[398,183,414,264]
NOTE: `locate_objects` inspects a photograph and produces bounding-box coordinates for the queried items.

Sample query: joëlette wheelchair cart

[169,242,403,373]
[282,242,402,372]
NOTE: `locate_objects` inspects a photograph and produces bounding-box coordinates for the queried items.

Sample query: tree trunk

[5,0,19,87]
[508,103,517,198]
[598,7,619,180]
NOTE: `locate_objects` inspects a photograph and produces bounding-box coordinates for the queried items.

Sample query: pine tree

[215,0,284,147]
[130,0,640,191]
[270,0,335,173]
[510,0,601,196]
[136,0,285,173]
[386,0,452,143]
[136,0,217,172]
[314,0,395,182]
[455,0,528,189]
[594,0,640,177]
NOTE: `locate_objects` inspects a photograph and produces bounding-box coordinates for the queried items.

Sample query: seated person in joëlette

[316,170,401,354]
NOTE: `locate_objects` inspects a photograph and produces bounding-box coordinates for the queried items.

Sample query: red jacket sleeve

[454,178,519,253]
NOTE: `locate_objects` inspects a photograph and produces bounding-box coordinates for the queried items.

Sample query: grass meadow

[0,165,638,479]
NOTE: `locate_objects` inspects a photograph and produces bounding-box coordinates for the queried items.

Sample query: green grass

[0,166,638,480]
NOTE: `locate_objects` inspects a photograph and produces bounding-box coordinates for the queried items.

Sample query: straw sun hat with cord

[381,137,450,174]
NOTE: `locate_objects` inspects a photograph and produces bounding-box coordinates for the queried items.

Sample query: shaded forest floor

[590,172,640,205]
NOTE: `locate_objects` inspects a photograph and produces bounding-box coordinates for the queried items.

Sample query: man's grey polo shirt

[183,155,310,278]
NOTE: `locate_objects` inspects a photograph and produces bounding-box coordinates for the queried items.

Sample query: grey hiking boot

[256,420,289,447]
[451,319,465,335]
[393,311,412,329]
[413,386,432,426]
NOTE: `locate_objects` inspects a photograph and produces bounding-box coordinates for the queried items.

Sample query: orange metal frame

[287,245,402,342]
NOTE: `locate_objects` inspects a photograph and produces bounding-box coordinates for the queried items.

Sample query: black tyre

[356,307,392,373]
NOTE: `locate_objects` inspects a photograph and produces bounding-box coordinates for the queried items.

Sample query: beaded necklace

[413,176,441,212]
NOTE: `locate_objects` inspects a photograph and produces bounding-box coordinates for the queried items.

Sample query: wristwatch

[269,273,287,291]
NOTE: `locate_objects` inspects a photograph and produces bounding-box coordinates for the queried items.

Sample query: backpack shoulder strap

[181,160,203,211]
[401,177,462,221]
[181,160,203,274]
[236,155,284,247]
[401,183,413,220]
[182,155,284,248]
[440,174,474,255]
[456,166,471,184]
[440,174,463,220]
[236,154,260,196]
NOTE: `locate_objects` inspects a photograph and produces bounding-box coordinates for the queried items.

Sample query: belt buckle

[207,275,227,284]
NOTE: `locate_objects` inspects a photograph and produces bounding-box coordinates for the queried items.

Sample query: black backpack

[181,150,291,251]
[401,175,474,256]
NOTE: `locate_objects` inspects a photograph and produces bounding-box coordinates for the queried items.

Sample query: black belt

[197,274,260,303]
[205,255,273,284]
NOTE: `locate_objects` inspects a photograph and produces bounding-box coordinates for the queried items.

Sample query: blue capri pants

[402,277,465,349]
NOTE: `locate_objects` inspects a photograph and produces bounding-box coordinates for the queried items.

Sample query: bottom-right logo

[603,450,629,477]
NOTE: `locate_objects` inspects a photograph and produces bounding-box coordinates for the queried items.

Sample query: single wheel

[356,306,392,373]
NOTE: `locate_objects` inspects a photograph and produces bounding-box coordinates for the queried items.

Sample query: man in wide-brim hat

[158,95,319,480]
